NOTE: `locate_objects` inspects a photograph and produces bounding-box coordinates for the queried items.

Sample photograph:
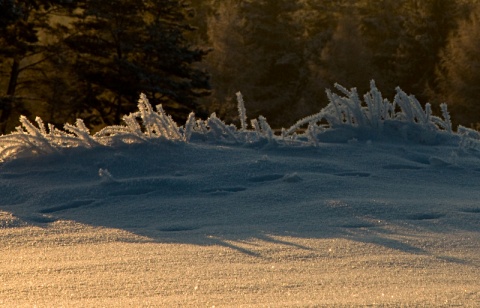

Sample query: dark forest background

[1,0,480,134]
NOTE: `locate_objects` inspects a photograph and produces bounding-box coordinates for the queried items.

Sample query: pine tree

[295,0,351,119]
[435,3,480,128]
[141,0,210,119]
[0,0,76,133]
[318,12,374,95]
[357,0,404,92]
[186,0,217,43]
[64,0,210,127]
[0,0,20,30]
[206,0,308,127]
[243,0,307,126]
[395,0,461,100]
[203,0,248,122]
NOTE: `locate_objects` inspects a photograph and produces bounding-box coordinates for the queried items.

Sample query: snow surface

[1,84,480,306]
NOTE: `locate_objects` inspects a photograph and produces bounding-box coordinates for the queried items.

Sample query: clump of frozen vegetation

[0,80,478,162]
[285,81,454,144]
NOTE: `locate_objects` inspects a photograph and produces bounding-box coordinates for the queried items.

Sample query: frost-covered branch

[236,92,247,131]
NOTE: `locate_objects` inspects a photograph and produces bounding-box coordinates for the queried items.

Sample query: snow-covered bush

[0,80,472,162]
[457,125,480,152]
[285,81,454,144]
[0,116,99,161]
[94,93,183,144]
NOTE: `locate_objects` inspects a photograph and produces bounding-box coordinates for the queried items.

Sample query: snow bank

[1,81,478,162]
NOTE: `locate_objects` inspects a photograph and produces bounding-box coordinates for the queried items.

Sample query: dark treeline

[1,0,480,133]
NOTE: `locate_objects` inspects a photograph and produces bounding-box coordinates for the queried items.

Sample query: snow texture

[1,81,480,306]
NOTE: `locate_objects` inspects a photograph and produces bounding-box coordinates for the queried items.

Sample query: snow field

[1,83,480,306]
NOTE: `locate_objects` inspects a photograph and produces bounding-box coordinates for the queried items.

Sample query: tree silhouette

[0,0,76,133]
[64,0,210,127]
[396,0,461,100]
[435,3,480,128]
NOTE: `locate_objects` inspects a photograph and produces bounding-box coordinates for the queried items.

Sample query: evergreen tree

[64,0,210,127]
[435,4,480,128]
[295,0,352,118]
[204,0,248,121]
[318,12,374,95]
[0,0,21,30]
[395,0,461,100]
[357,0,404,92]
[187,0,217,43]
[243,0,308,126]
[0,0,76,133]
[206,0,308,127]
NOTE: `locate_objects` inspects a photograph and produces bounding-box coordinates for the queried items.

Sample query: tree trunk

[114,94,122,124]
[0,58,20,134]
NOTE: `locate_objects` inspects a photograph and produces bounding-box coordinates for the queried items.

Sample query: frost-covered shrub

[95,93,183,144]
[0,116,99,161]
[206,113,239,143]
[457,125,480,152]
[236,91,247,131]
[0,80,475,162]
[0,94,182,161]
[286,81,455,144]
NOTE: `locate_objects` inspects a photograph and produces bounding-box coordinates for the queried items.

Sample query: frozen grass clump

[286,81,455,145]
[0,80,472,162]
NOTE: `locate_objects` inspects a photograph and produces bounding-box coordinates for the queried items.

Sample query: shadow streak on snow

[5,206,475,266]
[3,195,477,265]
[1,142,479,264]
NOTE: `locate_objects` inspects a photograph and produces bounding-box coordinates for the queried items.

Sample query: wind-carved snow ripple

[406,213,446,221]
[200,172,303,196]
[157,225,200,232]
[247,174,284,183]
[25,214,57,224]
[109,187,157,197]
[39,199,96,214]
[200,187,247,196]
[460,208,480,214]
[382,164,423,170]
[105,175,194,197]
[334,172,371,177]
[340,222,378,229]
[245,172,305,183]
